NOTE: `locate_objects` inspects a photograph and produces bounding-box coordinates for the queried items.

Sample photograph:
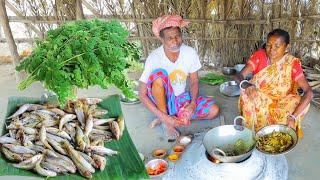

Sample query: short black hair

[267,29,290,45]
[159,26,181,38]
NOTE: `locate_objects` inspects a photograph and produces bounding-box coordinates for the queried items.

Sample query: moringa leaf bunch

[16,19,141,104]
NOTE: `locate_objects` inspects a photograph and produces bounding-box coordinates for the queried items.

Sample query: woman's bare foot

[148,118,162,128]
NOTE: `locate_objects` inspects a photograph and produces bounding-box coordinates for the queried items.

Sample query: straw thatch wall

[1,0,320,67]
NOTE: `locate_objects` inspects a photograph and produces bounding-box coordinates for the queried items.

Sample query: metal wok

[203,116,256,163]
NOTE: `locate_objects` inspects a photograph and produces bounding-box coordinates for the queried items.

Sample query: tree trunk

[76,0,85,20]
[0,0,23,81]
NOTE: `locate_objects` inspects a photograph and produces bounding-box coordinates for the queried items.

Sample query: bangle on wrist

[239,80,252,90]
[288,114,297,121]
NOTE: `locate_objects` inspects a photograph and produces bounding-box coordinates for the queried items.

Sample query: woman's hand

[245,85,258,98]
[287,115,296,130]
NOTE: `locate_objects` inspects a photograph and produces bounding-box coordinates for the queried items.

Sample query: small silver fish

[34,159,57,177]
[41,161,68,174]
[46,133,65,143]
[35,109,57,117]
[6,104,44,119]
[93,125,110,130]
[76,125,86,151]
[59,114,76,130]
[78,151,96,168]
[61,141,95,174]
[117,115,125,138]
[46,127,72,140]
[1,147,23,162]
[39,126,53,150]
[49,108,66,116]
[93,118,115,126]
[0,136,18,144]
[84,114,94,136]
[31,145,45,153]
[45,155,76,173]
[11,154,43,170]
[74,101,85,127]
[88,145,118,156]
[47,138,67,155]
[91,128,112,136]
[92,109,108,118]
[109,120,121,140]
[3,144,36,154]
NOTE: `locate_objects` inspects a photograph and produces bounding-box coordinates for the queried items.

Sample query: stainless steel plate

[219,81,240,97]
[120,91,141,105]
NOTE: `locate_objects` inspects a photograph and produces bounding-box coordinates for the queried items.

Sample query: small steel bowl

[255,124,298,156]
[222,67,237,75]
[145,159,168,177]
[178,136,192,146]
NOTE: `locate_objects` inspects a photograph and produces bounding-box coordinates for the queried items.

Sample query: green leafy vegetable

[200,73,228,86]
[257,131,293,153]
[16,19,141,104]
[218,139,254,156]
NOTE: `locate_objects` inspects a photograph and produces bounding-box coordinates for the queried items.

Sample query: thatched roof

[1,0,319,67]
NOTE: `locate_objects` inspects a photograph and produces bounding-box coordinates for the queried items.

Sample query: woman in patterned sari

[238,29,313,138]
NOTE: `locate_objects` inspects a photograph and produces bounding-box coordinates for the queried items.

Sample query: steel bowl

[255,124,298,155]
[120,90,140,105]
[234,64,245,73]
[222,67,237,75]
[219,81,240,97]
[145,159,168,177]
[203,116,256,163]
[178,136,192,146]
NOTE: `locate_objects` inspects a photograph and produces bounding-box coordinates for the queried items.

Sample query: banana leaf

[0,95,149,179]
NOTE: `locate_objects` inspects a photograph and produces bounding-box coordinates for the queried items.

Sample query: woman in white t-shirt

[139,15,219,140]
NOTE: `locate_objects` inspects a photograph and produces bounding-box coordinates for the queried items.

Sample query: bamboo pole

[130,1,148,58]
[53,0,61,26]
[0,0,22,81]
[82,0,101,18]
[0,24,3,38]
[76,0,84,20]
[5,1,43,39]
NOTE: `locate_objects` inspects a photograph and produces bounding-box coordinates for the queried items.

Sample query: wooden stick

[308,81,320,86]
[311,84,320,90]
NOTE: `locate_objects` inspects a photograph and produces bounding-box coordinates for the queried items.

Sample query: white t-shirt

[139,44,202,96]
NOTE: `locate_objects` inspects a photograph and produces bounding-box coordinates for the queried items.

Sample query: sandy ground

[0,62,319,179]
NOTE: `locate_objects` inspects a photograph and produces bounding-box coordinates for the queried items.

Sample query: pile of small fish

[0,98,124,178]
